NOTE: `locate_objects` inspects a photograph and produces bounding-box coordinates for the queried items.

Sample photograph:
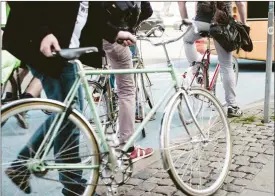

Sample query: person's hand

[40,34,61,57]
[182,18,192,26]
[116,31,136,47]
[180,18,192,30]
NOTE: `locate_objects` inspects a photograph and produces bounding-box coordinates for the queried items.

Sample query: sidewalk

[96,101,274,195]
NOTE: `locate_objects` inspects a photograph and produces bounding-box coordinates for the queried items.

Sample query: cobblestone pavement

[96,103,274,196]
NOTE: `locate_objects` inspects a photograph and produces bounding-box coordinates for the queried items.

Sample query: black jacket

[3,2,119,78]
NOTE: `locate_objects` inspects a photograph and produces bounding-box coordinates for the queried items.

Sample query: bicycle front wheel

[161,88,232,196]
[1,99,100,196]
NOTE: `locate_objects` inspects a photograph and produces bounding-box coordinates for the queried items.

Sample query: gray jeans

[183,21,237,106]
[103,40,135,144]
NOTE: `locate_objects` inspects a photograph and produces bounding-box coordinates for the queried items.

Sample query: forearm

[235,2,247,24]
[178,1,188,19]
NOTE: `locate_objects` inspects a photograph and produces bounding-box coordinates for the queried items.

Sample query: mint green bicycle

[1,32,232,196]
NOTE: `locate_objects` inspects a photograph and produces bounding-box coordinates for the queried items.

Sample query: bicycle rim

[161,88,232,196]
[1,100,100,196]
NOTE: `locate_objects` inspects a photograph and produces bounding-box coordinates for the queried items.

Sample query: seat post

[207,37,211,50]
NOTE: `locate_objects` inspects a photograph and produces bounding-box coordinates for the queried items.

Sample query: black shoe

[21,93,34,99]
[227,105,243,118]
[5,161,31,194]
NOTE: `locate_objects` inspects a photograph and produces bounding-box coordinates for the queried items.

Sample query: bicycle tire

[1,99,100,195]
[160,88,232,196]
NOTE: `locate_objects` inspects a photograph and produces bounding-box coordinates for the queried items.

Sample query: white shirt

[69,2,89,48]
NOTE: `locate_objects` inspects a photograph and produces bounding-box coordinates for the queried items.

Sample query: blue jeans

[19,63,84,193]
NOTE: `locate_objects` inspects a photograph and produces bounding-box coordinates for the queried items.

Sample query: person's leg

[213,40,242,117]
[103,40,153,163]
[103,40,135,145]
[22,77,43,98]
[183,21,210,64]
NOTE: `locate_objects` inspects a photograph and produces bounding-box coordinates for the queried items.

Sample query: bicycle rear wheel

[1,99,100,195]
[161,88,232,196]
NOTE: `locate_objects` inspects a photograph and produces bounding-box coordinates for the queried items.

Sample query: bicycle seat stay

[53,47,98,60]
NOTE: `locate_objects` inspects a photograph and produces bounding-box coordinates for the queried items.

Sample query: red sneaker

[129,146,154,163]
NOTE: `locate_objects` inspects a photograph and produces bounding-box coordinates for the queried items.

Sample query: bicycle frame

[33,38,206,171]
[190,37,221,92]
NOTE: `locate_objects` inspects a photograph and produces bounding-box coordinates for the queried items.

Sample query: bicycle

[2,32,232,196]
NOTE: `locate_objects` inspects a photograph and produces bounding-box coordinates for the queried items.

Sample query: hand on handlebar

[179,18,193,30]
[116,31,136,46]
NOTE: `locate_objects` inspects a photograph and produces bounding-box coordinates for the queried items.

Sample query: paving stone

[241,137,257,142]
[257,139,273,145]
[125,178,144,186]
[237,166,260,175]
[234,155,250,162]
[125,190,146,196]
[154,172,170,179]
[136,182,158,192]
[254,135,268,139]
[242,151,258,157]
[233,140,248,145]
[157,179,174,186]
[189,177,207,185]
[249,163,264,169]
[247,142,262,148]
[232,179,250,186]
[143,192,164,196]
[226,192,240,196]
[228,171,246,178]
[173,190,187,196]
[149,162,164,169]
[144,169,160,175]
[209,162,221,169]
[152,186,177,195]
[224,176,234,184]
[249,147,266,153]
[264,148,274,155]
[134,171,154,180]
[209,157,224,162]
[250,154,269,164]
[213,189,227,196]
[222,184,244,193]
[118,185,134,194]
[244,174,255,180]
[229,164,239,171]
[192,171,211,178]
[232,145,249,155]
[147,177,163,184]
[262,154,274,161]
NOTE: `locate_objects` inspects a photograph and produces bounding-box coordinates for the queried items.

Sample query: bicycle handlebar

[136,30,186,47]
[117,25,165,45]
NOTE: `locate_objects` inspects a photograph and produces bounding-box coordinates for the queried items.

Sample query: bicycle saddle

[199,31,211,38]
[53,47,98,60]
